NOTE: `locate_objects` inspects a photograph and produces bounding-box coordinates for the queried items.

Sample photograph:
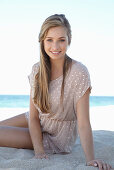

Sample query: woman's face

[44,26,69,61]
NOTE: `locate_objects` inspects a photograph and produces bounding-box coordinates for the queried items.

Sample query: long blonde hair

[33,14,72,113]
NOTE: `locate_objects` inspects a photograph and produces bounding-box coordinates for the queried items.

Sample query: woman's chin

[49,55,65,61]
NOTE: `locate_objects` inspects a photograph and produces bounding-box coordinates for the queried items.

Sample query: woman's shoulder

[32,61,40,69]
[31,61,40,74]
[71,59,89,74]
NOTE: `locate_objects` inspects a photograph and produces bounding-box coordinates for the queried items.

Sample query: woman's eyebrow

[58,37,66,39]
[46,36,66,39]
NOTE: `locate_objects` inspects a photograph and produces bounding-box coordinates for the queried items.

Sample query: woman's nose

[52,42,59,50]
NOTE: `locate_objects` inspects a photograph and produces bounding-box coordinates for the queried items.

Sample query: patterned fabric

[25,60,92,154]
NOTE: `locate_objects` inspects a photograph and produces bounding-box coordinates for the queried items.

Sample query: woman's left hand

[86,159,112,170]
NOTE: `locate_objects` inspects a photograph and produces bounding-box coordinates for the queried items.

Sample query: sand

[0,106,114,169]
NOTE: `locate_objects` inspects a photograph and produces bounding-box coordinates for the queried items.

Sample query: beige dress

[25,60,92,154]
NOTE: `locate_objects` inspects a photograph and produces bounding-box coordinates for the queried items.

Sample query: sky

[0,0,114,96]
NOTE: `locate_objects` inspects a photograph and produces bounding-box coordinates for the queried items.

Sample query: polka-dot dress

[25,60,92,154]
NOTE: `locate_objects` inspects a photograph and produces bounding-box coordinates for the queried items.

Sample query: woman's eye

[46,39,65,42]
[60,39,65,42]
[47,39,52,42]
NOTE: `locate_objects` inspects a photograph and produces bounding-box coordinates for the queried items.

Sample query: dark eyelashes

[46,39,65,42]
[47,39,52,42]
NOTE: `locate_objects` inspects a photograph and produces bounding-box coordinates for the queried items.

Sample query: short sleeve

[28,62,39,97]
[73,63,92,104]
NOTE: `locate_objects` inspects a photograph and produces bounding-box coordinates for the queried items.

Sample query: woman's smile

[50,51,61,55]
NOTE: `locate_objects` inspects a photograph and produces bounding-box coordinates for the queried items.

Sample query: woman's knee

[0,113,28,127]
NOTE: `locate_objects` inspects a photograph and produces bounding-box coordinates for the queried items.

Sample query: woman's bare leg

[0,113,33,149]
[0,112,33,149]
[0,113,28,128]
[0,126,33,149]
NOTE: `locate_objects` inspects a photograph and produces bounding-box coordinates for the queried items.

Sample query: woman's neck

[50,57,65,72]
[50,57,65,80]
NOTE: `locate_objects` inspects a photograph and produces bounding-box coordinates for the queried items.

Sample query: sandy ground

[0,106,114,169]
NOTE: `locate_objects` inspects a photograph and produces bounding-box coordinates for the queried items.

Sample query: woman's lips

[51,51,61,54]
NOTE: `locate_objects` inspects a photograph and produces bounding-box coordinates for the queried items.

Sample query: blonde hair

[33,14,72,113]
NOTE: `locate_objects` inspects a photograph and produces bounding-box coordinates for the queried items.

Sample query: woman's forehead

[46,26,67,38]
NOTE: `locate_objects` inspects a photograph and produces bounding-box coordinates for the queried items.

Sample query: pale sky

[0,0,114,96]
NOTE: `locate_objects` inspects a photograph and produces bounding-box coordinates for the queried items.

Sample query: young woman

[0,14,112,170]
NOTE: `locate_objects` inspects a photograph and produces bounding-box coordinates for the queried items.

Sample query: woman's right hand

[34,152,49,159]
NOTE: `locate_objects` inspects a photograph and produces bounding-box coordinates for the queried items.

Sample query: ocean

[0,95,114,108]
[0,95,114,130]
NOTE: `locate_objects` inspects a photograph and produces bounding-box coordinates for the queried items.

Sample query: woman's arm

[76,88,95,162]
[28,90,45,156]
[76,89,112,169]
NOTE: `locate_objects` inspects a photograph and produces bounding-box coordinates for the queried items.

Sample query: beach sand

[0,106,114,169]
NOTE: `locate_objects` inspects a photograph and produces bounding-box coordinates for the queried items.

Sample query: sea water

[0,95,114,108]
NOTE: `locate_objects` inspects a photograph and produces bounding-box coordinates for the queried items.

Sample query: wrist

[35,150,45,154]
[35,152,46,156]
[85,153,95,162]
[34,148,45,155]
[86,157,95,164]
[86,160,98,167]
[86,159,95,165]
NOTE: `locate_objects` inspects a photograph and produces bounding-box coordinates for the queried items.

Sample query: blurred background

[0,0,114,131]
[0,0,114,96]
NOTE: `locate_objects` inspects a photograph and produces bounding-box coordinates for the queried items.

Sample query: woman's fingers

[96,161,103,170]
[43,154,49,159]
[86,159,112,170]
[106,164,112,170]
[97,161,112,170]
